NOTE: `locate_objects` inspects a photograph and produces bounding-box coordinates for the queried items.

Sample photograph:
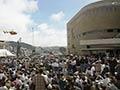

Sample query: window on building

[87,45,90,48]
[82,32,86,36]
[117,29,120,32]
[107,29,113,32]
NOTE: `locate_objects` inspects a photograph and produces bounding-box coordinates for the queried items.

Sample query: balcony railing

[80,38,120,45]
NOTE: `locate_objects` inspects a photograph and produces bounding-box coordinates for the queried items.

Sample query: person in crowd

[32,68,47,90]
[0,52,120,90]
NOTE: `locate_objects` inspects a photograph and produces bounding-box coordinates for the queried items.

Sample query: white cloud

[0,0,67,47]
[50,11,65,22]
[38,23,48,30]
[26,0,38,13]
[35,23,67,47]
[0,0,38,43]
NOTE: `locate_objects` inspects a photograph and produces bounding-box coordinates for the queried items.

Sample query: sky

[0,0,100,47]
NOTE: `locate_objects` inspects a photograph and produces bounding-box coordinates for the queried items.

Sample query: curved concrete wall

[67,0,120,54]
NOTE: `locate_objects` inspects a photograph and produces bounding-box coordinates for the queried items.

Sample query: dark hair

[38,68,43,74]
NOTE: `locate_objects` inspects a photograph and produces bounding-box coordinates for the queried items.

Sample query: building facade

[67,0,120,55]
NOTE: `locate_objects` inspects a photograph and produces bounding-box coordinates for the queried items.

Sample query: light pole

[32,27,36,54]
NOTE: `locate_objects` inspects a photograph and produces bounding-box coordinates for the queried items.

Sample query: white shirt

[102,77,110,86]
[42,74,49,84]
[91,66,95,76]
[52,62,59,67]
[0,73,5,80]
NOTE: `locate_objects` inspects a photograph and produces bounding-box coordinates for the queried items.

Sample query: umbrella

[0,49,15,57]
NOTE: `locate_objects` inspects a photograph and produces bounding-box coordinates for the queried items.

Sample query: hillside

[5,41,66,56]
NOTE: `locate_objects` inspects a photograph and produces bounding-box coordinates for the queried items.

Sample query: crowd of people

[0,52,120,90]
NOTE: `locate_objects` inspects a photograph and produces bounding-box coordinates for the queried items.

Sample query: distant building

[67,0,120,55]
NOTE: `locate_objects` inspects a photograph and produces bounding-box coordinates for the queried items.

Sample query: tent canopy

[0,49,15,57]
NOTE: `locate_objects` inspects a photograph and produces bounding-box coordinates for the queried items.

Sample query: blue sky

[32,0,98,28]
[0,0,99,47]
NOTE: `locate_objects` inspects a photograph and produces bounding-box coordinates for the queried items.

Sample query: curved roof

[67,0,120,25]
[81,0,120,12]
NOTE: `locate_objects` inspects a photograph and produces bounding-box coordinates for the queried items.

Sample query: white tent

[0,49,15,57]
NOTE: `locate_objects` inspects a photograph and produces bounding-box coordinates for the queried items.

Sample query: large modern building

[67,0,120,55]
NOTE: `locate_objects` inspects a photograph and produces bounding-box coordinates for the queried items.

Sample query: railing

[80,38,120,45]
